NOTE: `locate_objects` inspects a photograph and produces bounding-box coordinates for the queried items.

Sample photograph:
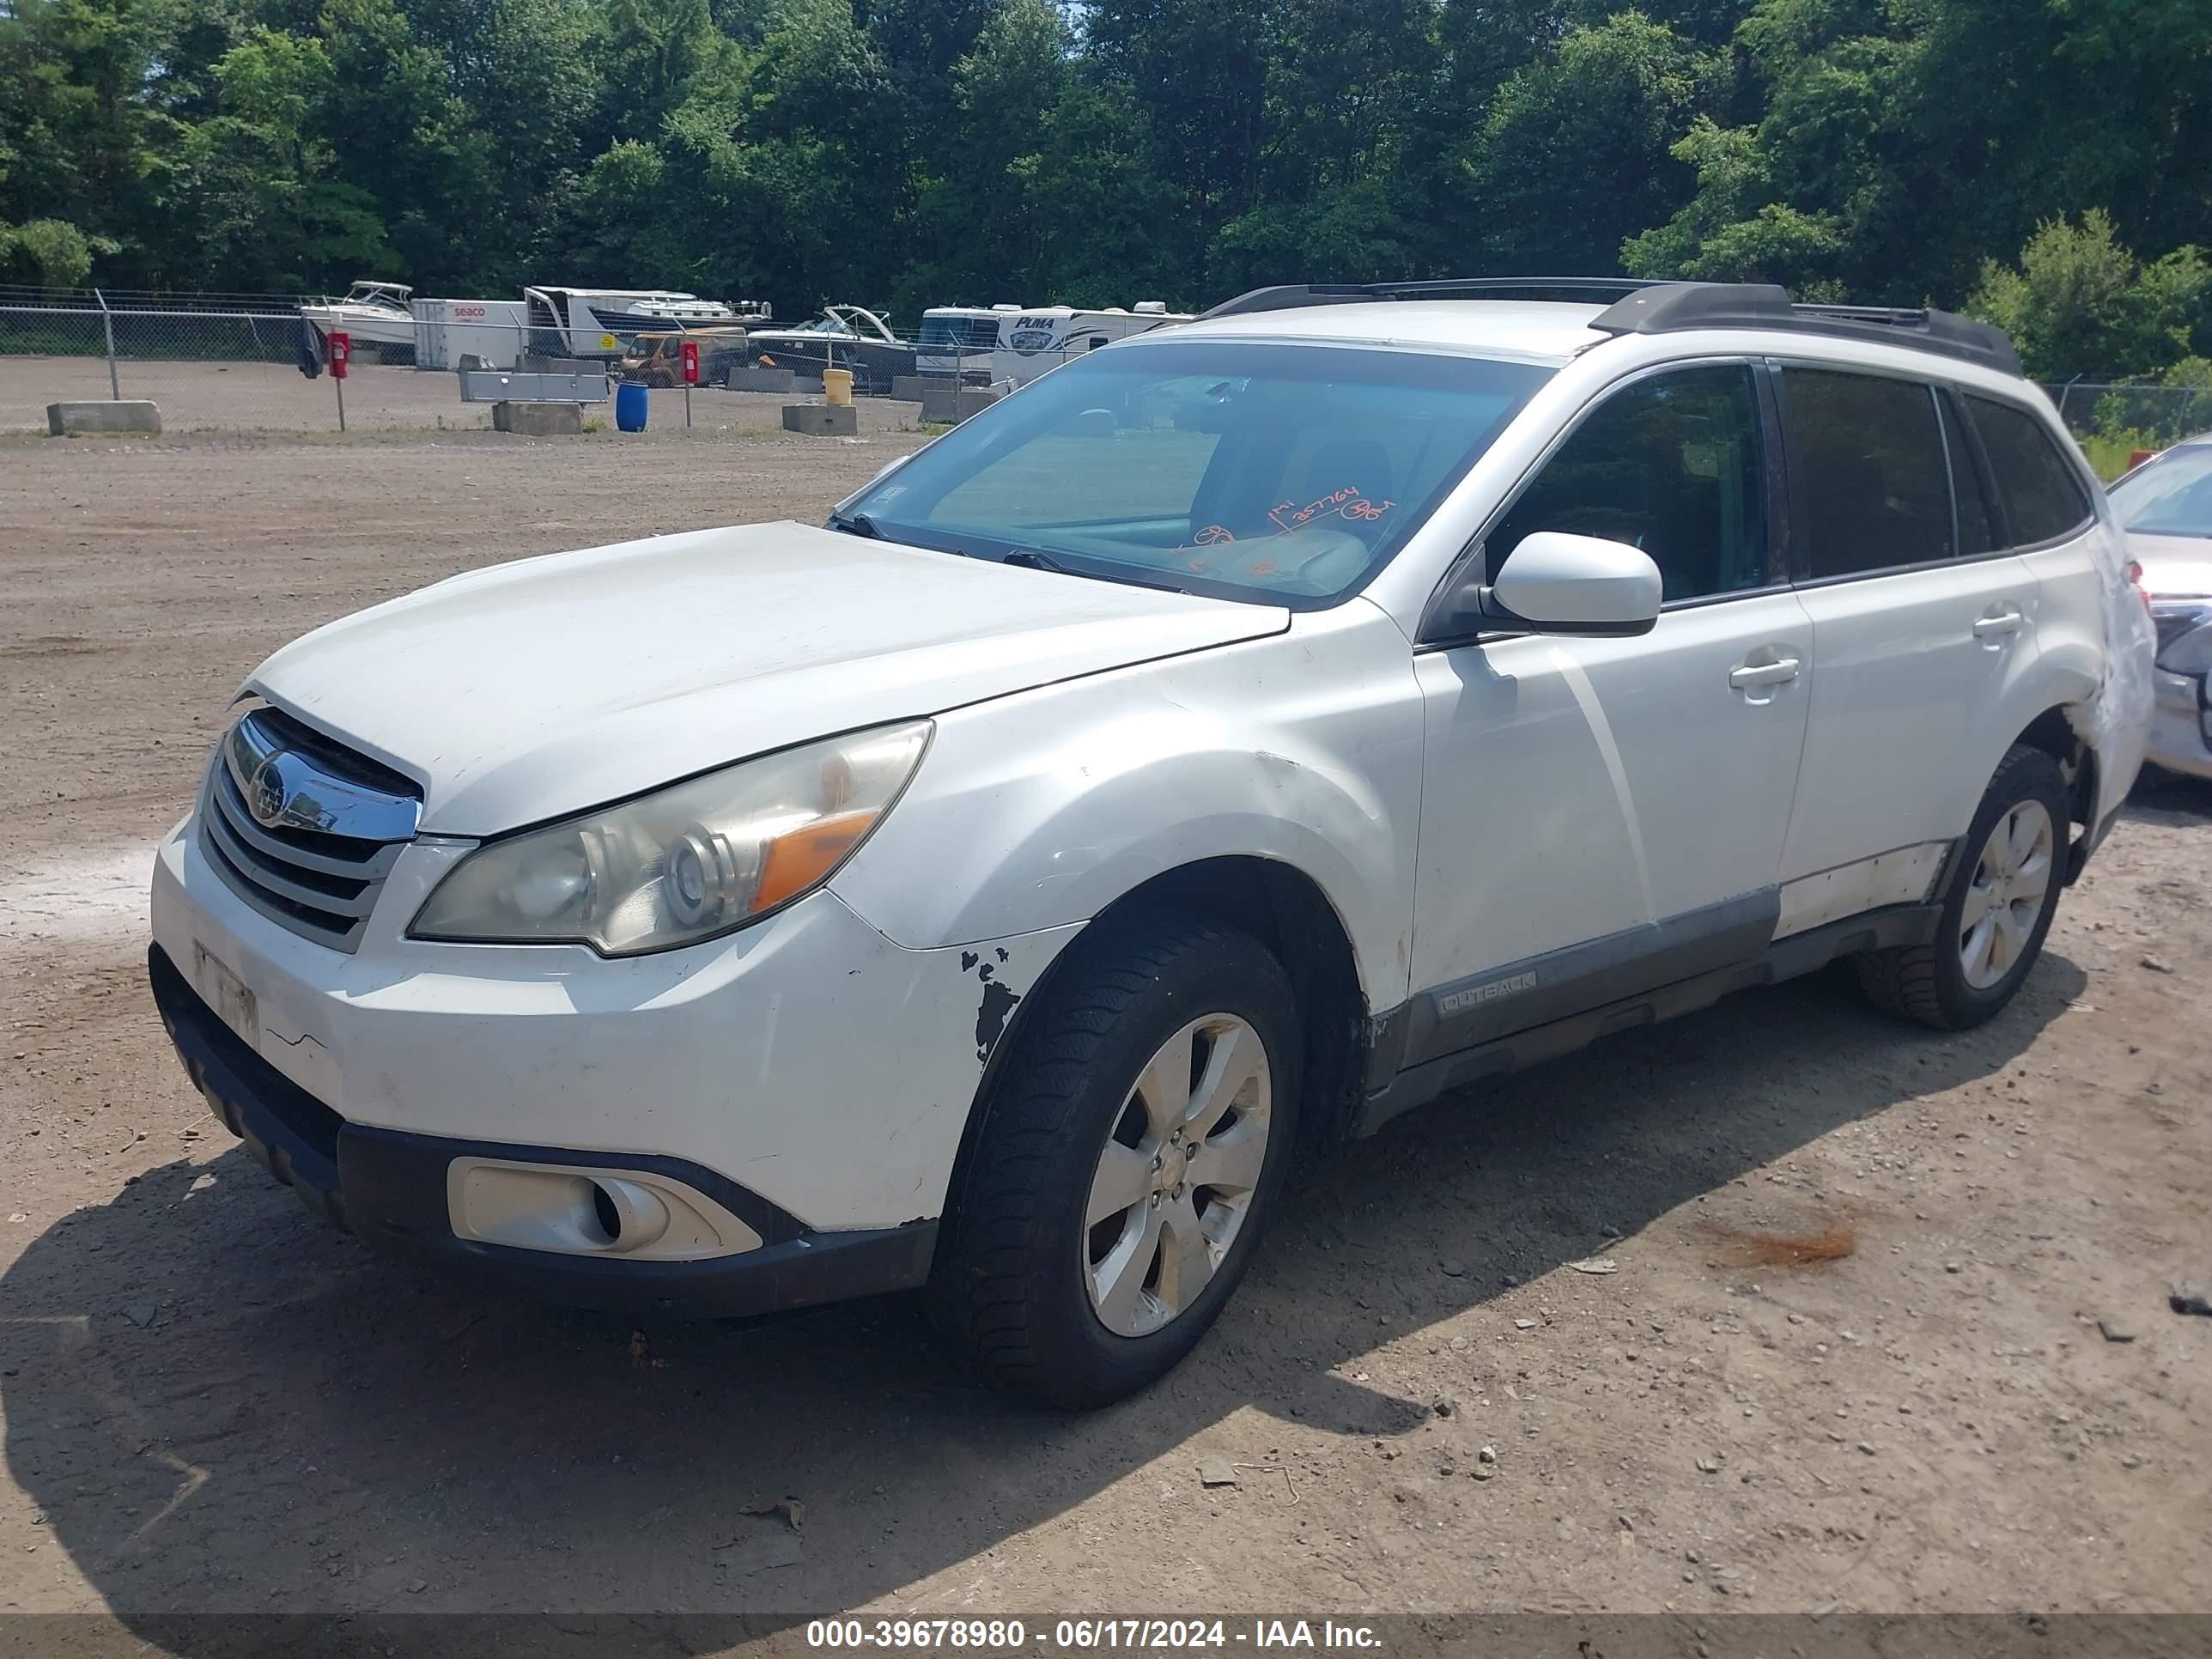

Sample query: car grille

[196,705,422,952]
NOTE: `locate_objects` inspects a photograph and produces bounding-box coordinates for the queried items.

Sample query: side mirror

[1425,531,1663,642]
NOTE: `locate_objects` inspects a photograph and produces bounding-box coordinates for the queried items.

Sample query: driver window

[1488,364,1769,603]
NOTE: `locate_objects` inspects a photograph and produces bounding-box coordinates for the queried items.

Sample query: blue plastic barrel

[615,380,648,432]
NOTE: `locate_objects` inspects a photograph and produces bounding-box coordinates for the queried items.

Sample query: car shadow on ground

[2,950,2086,1653]
[2126,765,2212,824]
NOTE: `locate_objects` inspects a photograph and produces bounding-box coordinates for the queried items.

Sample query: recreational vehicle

[915,301,1191,386]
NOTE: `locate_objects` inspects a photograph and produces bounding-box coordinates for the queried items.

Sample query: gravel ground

[1,431,2208,1646]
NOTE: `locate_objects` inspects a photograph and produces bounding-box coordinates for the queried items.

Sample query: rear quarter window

[1966,395,2094,546]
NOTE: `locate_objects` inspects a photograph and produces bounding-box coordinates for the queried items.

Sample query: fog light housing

[446,1158,763,1260]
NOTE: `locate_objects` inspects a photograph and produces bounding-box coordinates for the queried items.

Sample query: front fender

[830,606,1425,1011]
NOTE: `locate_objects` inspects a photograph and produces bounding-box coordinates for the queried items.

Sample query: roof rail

[1199,277,1668,319]
[1587,283,2021,374]
[1197,276,2023,375]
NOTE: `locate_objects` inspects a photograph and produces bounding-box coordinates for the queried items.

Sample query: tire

[1856,744,2070,1030]
[931,912,1302,1408]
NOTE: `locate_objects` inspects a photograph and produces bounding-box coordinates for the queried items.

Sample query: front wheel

[1856,744,2069,1030]
[931,913,1301,1408]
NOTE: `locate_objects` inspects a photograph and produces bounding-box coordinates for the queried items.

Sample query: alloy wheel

[1082,1014,1273,1338]
[1960,799,2055,990]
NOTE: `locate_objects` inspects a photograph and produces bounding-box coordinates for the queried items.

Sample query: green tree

[0,216,108,286]
[586,0,740,152]
[1968,210,2210,381]
[310,0,477,286]
[406,0,604,287]
[1083,0,1272,256]
[902,0,1073,303]
[162,27,394,289]
[1459,11,1726,274]
[1635,0,2212,307]
[1621,115,1843,291]
[0,0,2207,331]
[0,0,179,278]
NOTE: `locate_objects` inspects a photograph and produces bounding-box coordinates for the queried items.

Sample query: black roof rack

[1587,283,2021,374]
[1198,278,1668,319]
[1198,276,2022,376]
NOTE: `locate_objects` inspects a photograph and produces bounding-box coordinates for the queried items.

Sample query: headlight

[2153,600,2212,674]
[410,721,930,955]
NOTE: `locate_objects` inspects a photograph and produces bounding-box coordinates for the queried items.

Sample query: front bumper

[150,944,936,1316]
[150,814,1081,1255]
[2148,668,2212,780]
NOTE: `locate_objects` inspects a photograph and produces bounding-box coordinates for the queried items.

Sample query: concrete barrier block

[727,367,797,393]
[493,400,583,436]
[890,375,926,403]
[919,385,1004,425]
[47,400,161,437]
[782,404,859,437]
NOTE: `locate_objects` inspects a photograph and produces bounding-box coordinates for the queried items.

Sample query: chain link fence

[2039,380,2212,446]
[0,289,1149,435]
[0,297,462,433]
[0,291,1066,435]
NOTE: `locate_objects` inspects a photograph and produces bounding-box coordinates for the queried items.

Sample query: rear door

[1773,365,2041,908]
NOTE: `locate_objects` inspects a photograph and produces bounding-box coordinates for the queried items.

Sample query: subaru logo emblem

[249,756,289,827]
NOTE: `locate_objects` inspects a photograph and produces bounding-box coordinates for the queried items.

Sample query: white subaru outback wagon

[150,279,2154,1407]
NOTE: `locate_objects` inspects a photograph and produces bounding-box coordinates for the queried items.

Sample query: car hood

[247,520,1285,836]
[2128,531,2212,600]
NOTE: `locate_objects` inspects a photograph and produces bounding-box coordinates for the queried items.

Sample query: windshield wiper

[827,510,880,538]
[1000,547,1195,596]
[999,548,1082,575]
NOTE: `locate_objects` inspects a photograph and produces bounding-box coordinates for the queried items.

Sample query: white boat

[297,282,418,351]
[739,306,916,392]
[524,287,773,358]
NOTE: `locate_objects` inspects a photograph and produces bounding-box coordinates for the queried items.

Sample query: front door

[1407,362,1813,1064]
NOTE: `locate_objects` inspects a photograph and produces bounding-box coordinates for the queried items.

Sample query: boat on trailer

[298,282,419,359]
[524,287,772,359]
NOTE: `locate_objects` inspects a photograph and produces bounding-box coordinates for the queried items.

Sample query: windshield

[920,315,1000,349]
[2108,445,2212,539]
[841,340,1552,605]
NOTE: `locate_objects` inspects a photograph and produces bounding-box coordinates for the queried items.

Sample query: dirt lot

[2,430,2209,1645]
[0,355,925,436]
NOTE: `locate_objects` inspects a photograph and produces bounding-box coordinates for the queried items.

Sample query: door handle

[1729,657,1801,690]
[1972,609,2024,640]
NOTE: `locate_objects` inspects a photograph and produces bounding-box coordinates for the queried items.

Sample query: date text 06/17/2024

[804,1620,1383,1650]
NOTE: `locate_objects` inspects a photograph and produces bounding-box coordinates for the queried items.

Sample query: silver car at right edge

[2112,436,2212,780]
